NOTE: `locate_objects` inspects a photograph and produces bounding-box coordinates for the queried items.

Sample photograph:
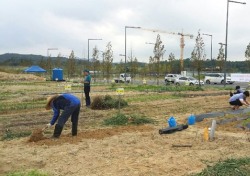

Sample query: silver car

[175,76,204,86]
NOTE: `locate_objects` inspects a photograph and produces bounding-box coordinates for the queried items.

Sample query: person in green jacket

[83,69,91,107]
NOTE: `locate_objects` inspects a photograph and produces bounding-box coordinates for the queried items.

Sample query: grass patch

[1,130,31,141]
[6,169,48,176]
[103,113,156,126]
[125,93,182,103]
[109,85,204,92]
[192,157,250,176]
[91,95,128,110]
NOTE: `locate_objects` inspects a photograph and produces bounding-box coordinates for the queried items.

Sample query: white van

[204,73,234,84]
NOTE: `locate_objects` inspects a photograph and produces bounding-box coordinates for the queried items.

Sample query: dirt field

[0,73,249,176]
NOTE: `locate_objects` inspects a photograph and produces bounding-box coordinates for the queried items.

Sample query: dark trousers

[84,86,91,106]
[57,104,80,128]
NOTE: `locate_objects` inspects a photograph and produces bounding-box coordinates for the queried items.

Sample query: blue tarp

[24,65,46,73]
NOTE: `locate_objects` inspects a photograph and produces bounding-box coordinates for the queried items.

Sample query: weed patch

[1,130,31,141]
[91,95,128,110]
[103,113,155,126]
[192,157,250,176]
[6,169,48,176]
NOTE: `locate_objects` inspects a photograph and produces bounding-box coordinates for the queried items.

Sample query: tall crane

[140,27,193,71]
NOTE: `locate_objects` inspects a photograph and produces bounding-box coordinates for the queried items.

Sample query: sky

[0,0,249,63]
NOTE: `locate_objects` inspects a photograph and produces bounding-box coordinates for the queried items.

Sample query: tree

[153,34,166,85]
[192,31,206,86]
[245,42,250,71]
[92,46,100,83]
[216,45,225,72]
[103,42,113,83]
[55,53,62,68]
[130,56,139,80]
[117,59,125,74]
[168,53,175,73]
[67,50,76,79]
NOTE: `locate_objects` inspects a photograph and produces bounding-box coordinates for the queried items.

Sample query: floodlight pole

[202,34,213,71]
[224,0,246,86]
[125,26,141,83]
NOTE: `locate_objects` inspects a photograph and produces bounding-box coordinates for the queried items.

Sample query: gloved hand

[46,123,52,128]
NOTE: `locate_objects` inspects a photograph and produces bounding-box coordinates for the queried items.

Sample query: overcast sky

[0,0,249,62]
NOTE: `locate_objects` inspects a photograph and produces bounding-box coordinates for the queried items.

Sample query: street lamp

[88,38,102,64]
[202,33,213,71]
[125,26,141,82]
[47,48,58,57]
[145,42,155,45]
[224,0,246,86]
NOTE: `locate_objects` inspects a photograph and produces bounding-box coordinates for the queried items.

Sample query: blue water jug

[188,114,196,125]
[168,116,177,127]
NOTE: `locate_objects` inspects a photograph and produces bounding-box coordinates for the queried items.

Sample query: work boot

[53,124,63,138]
[72,123,77,136]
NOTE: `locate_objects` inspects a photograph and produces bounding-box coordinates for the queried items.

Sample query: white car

[165,74,181,84]
[204,73,234,84]
[175,76,204,86]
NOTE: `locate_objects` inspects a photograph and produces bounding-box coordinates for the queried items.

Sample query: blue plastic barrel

[52,68,63,81]
[168,116,177,127]
[188,114,196,125]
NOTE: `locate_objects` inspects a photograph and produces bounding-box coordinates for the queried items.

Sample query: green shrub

[103,113,156,126]
[103,113,129,126]
[91,95,128,110]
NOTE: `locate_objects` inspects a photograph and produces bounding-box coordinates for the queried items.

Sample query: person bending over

[45,93,81,138]
[229,91,249,110]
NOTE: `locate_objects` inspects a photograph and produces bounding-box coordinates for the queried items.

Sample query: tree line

[1,34,250,82]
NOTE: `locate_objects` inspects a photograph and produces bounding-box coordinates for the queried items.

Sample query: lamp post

[88,38,102,65]
[224,0,246,86]
[125,26,141,82]
[202,33,213,71]
[47,48,58,57]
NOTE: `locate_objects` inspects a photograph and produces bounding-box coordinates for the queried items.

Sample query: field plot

[0,73,249,176]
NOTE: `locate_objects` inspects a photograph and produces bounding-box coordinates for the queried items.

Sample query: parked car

[114,73,131,83]
[165,74,181,84]
[204,73,234,84]
[175,76,204,86]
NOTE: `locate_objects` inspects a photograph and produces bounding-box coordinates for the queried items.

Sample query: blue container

[52,68,63,81]
[188,114,196,125]
[168,116,177,127]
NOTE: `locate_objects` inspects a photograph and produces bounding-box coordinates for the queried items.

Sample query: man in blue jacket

[45,93,81,138]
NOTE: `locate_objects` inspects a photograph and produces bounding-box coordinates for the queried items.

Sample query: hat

[45,95,59,110]
[83,69,89,73]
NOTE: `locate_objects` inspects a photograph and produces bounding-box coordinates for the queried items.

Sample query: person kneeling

[229,91,250,110]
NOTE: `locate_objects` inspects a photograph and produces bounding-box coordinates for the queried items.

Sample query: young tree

[130,57,139,81]
[192,31,206,86]
[168,53,175,73]
[55,53,62,68]
[92,46,100,83]
[216,44,225,72]
[67,50,76,79]
[117,58,125,74]
[153,34,166,85]
[245,42,250,71]
[103,42,113,83]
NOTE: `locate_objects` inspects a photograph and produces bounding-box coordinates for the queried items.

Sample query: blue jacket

[50,94,80,125]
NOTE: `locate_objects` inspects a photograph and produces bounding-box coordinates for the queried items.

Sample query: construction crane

[140,27,193,71]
